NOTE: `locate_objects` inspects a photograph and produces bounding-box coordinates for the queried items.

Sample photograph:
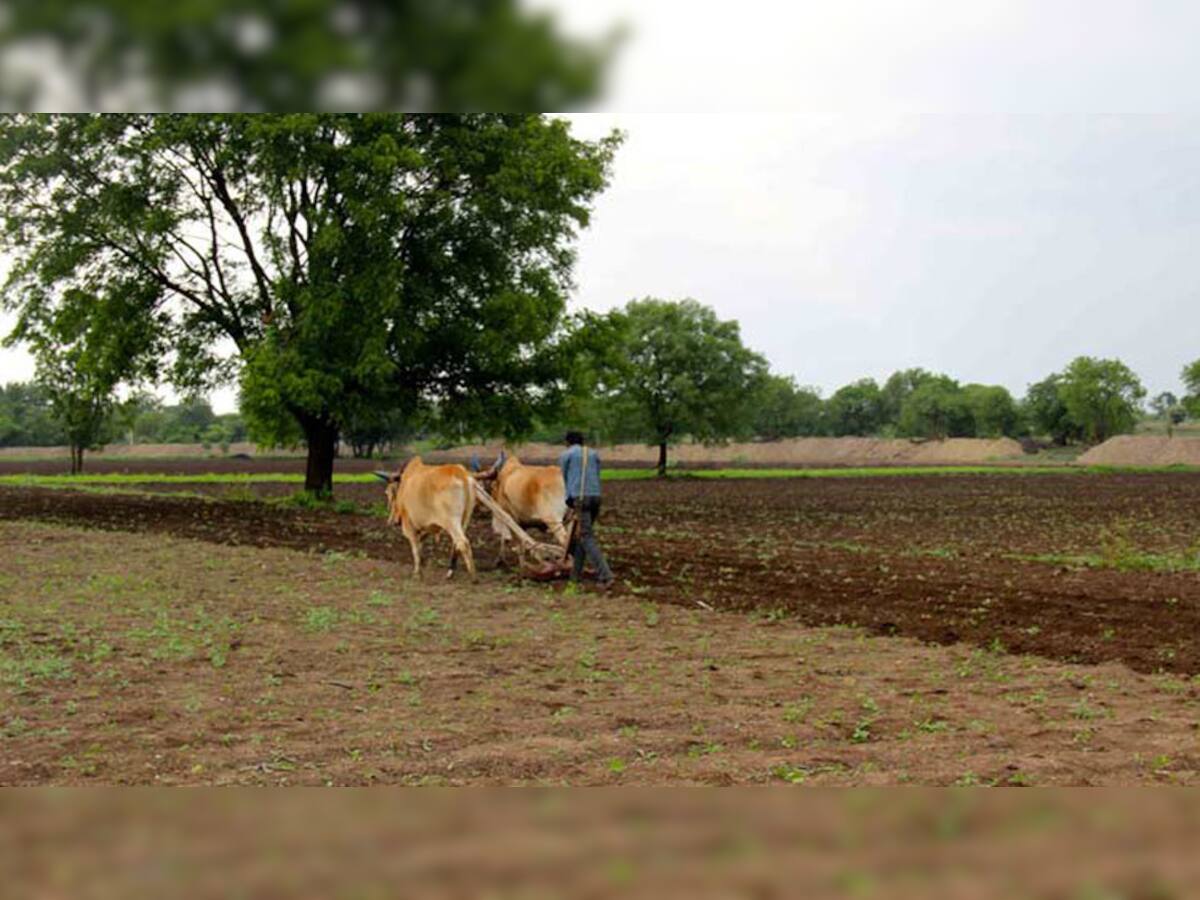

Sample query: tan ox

[377,457,476,580]
[483,452,569,568]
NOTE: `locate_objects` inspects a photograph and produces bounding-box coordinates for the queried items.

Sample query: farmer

[560,430,614,590]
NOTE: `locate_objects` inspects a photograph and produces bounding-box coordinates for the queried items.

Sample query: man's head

[564,430,585,446]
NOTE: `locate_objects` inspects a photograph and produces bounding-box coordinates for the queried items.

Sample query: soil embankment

[0,437,1027,473]
[1077,436,1200,467]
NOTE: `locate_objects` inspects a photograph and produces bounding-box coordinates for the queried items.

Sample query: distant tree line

[0,388,247,452]
[2,114,1197,488]
[511,297,1199,475]
[3,298,1198,477]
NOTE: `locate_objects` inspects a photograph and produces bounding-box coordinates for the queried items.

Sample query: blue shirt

[559,444,603,499]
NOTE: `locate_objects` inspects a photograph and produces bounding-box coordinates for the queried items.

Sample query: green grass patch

[2,463,1198,491]
[1013,550,1200,574]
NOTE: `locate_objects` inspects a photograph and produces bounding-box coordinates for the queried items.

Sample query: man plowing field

[559,431,614,591]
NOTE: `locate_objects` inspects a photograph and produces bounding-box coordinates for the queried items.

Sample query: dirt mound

[436,437,1025,468]
[1077,436,1200,467]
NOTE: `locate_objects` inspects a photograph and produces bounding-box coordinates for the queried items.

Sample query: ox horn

[371,470,393,483]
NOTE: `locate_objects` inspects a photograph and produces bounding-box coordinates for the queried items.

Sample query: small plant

[608,758,627,774]
[302,606,339,633]
[850,719,874,744]
[1070,699,1107,721]
[782,698,813,724]
[770,764,808,784]
[406,607,440,631]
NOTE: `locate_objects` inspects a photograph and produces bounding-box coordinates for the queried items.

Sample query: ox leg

[446,530,460,580]
[403,521,423,580]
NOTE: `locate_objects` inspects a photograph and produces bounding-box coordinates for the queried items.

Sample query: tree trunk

[70,443,83,475]
[301,418,339,497]
[657,441,669,478]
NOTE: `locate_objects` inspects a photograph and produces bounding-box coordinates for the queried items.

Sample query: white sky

[4,0,1200,411]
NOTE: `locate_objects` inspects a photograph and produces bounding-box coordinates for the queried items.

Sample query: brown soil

[1078,435,1200,467]
[3,519,1200,787]
[2,473,1199,678]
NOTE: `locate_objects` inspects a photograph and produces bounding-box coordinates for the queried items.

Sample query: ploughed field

[3,467,1200,786]
[2,470,1199,676]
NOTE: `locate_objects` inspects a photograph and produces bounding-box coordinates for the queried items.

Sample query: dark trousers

[570,496,613,583]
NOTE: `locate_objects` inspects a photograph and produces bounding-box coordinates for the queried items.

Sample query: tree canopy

[582,298,768,476]
[0,1,618,112]
[751,375,824,441]
[0,114,619,492]
[1023,358,1144,446]
[6,281,161,471]
[1056,356,1146,444]
[825,379,885,437]
[896,376,972,439]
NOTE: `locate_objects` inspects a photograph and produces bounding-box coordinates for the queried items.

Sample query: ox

[376,457,476,580]
[478,451,569,568]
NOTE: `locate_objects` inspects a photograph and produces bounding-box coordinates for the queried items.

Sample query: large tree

[593,299,767,477]
[1057,356,1146,444]
[0,114,618,493]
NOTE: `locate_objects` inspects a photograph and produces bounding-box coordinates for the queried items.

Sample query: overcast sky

[3,0,1200,410]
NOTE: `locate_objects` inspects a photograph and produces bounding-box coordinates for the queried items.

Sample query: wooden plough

[471,477,572,569]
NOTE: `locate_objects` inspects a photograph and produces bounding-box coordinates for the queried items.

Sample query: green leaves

[0,1,619,112]
[573,298,768,470]
[1026,358,1146,445]
[0,114,618,491]
[1182,360,1200,420]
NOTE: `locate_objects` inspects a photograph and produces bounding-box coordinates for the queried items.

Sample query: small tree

[7,285,159,472]
[825,379,885,437]
[596,299,768,476]
[1057,356,1146,444]
[36,355,116,473]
